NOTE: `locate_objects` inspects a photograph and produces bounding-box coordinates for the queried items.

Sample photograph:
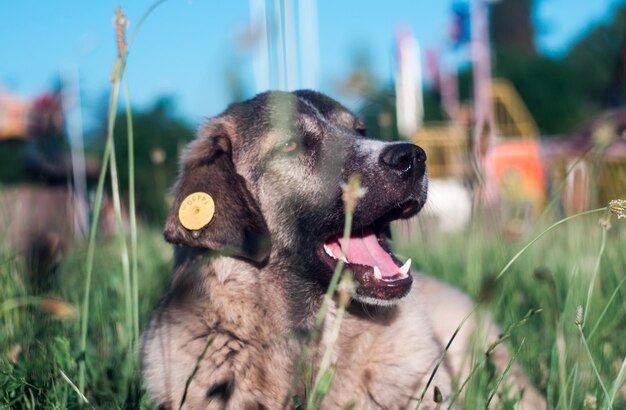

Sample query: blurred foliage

[0,137,74,186]
[492,50,583,134]
[566,5,626,110]
[358,88,401,142]
[0,97,193,225]
[491,0,535,56]
[492,1,626,134]
[357,69,473,142]
[0,140,31,184]
[110,97,194,225]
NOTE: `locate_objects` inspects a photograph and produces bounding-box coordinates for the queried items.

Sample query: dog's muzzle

[316,142,429,305]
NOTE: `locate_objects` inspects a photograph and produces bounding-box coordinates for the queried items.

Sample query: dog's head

[165,90,427,306]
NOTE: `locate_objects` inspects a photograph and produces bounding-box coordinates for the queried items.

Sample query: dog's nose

[380,143,427,180]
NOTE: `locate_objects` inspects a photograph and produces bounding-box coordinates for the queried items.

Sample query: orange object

[484,139,546,210]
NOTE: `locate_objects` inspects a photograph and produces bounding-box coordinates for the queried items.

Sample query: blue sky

[1,0,623,130]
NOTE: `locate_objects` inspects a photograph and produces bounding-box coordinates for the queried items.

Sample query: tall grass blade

[608,356,626,409]
[77,1,168,398]
[78,79,119,396]
[588,277,626,342]
[108,130,133,344]
[415,304,479,409]
[446,309,540,409]
[484,338,525,408]
[496,207,608,280]
[58,370,93,409]
[179,335,215,410]
[583,218,608,325]
[577,321,611,408]
[123,75,140,346]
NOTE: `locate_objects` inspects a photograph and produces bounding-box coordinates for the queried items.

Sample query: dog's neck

[170,247,399,336]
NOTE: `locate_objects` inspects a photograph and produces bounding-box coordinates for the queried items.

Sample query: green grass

[394,210,626,409]
[0,211,624,408]
[0,229,171,408]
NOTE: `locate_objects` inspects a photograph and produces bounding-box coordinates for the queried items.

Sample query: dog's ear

[164,118,271,264]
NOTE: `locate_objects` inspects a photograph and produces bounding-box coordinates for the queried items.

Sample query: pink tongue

[326,232,399,278]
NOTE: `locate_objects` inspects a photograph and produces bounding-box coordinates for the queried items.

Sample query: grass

[0,229,171,407]
[1,207,624,408]
[394,208,626,409]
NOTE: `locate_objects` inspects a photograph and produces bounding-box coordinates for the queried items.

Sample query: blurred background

[2,0,626,233]
[1,0,626,408]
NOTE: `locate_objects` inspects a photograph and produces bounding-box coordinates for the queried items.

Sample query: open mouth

[319,224,413,304]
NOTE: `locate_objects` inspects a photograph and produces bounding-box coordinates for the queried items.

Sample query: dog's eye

[280,140,299,154]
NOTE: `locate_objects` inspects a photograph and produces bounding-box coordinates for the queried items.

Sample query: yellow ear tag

[178,192,215,231]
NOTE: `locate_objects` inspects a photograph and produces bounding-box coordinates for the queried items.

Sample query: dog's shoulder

[319,287,453,409]
[141,256,298,409]
[413,273,477,336]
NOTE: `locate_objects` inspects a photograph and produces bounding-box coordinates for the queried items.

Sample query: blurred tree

[490,2,626,134]
[358,69,474,141]
[492,49,582,134]
[0,139,30,184]
[358,87,400,142]
[432,0,626,135]
[351,1,626,138]
[488,0,584,134]
[491,0,536,56]
[112,97,194,225]
[566,4,626,110]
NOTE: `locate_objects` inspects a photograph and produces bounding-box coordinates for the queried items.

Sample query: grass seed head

[608,199,626,219]
[341,174,366,214]
[583,393,597,409]
[576,305,584,326]
[598,216,612,230]
[433,386,443,403]
[114,7,128,58]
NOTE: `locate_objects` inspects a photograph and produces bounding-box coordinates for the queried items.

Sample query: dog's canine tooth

[373,266,382,279]
[323,243,335,258]
[398,258,411,277]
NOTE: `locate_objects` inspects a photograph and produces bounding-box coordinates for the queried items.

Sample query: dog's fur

[141,91,546,409]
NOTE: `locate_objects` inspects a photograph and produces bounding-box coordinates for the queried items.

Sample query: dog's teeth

[340,254,349,263]
[398,258,411,277]
[373,266,382,280]
[323,244,334,258]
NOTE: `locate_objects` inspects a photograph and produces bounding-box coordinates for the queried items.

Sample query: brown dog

[141,91,546,409]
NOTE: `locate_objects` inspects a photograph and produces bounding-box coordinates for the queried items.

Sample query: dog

[141,90,546,409]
